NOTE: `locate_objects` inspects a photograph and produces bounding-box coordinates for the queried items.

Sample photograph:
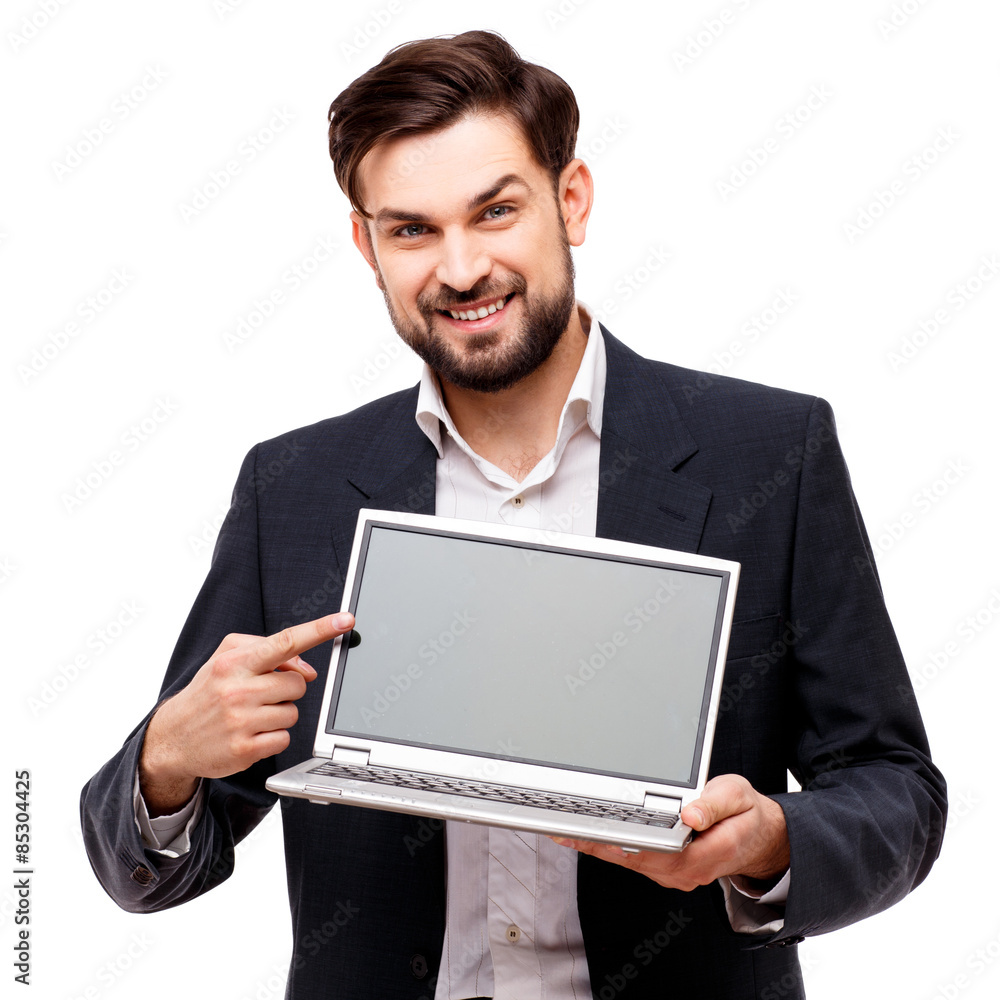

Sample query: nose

[434,228,491,294]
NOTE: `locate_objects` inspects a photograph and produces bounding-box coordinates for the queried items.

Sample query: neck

[437,308,590,481]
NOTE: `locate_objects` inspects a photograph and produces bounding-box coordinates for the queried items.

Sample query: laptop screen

[326,521,729,787]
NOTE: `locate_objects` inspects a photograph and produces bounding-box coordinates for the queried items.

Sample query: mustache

[419,274,527,312]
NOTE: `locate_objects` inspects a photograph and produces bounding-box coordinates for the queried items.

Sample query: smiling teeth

[449,297,508,321]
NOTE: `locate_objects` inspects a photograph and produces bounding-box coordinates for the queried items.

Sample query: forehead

[358,115,548,219]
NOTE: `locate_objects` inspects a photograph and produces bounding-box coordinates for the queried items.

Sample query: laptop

[267,508,740,853]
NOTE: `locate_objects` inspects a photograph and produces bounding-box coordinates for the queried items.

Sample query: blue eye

[485,206,510,220]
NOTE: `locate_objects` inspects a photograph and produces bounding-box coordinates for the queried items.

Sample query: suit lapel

[328,387,439,581]
[596,327,712,553]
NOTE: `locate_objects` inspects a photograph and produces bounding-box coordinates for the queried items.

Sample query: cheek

[382,259,430,306]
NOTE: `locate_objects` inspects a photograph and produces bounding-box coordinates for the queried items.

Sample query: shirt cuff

[132,771,205,857]
[719,869,789,936]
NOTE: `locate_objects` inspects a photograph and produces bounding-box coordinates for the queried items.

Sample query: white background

[3,1,997,997]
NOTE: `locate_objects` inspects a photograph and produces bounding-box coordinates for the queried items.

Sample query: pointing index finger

[245,612,355,675]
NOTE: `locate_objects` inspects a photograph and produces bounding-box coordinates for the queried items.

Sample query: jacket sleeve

[80,445,278,912]
[765,397,947,944]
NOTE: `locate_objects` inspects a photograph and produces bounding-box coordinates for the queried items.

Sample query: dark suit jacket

[81,327,946,999]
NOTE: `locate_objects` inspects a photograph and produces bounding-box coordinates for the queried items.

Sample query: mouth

[436,293,515,323]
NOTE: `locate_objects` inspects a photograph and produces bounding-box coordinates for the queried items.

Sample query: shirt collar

[415,301,606,459]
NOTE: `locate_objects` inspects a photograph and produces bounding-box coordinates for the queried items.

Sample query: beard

[376,234,577,394]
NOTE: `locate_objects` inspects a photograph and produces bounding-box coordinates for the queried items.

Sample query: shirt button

[505,924,521,944]
[511,495,524,508]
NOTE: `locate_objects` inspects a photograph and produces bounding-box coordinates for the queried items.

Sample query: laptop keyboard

[306,761,679,828]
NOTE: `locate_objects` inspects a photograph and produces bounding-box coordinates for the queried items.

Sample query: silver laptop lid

[313,509,739,796]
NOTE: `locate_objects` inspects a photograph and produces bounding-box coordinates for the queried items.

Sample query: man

[81,30,946,999]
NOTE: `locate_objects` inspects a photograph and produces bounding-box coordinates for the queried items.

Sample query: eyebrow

[373,173,529,228]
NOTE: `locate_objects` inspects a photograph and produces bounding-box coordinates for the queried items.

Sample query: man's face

[351,115,584,394]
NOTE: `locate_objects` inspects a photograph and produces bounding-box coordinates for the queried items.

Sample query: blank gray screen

[331,525,724,783]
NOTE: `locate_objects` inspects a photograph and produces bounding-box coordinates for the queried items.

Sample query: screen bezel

[321,516,734,790]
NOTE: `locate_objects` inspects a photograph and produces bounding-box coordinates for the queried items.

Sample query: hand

[139,612,355,815]
[550,774,789,892]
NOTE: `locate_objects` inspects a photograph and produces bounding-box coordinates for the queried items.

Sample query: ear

[350,211,383,289]
[557,158,594,247]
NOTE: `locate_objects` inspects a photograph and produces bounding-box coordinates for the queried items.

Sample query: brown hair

[328,30,580,216]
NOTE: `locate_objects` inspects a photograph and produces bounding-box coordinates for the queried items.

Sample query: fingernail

[332,612,353,629]
[689,807,705,827]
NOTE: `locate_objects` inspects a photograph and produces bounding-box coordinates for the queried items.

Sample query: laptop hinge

[643,792,682,814]
[332,745,370,765]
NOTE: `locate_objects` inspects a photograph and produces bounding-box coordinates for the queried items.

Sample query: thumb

[682,774,754,831]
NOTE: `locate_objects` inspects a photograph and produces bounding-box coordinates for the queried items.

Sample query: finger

[213,632,260,655]
[275,655,319,681]
[252,702,301,735]
[245,612,355,676]
[246,668,310,705]
[550,837,675,874]
[247,728,294,762]
[550,837,633,861]
[682,774,753,831]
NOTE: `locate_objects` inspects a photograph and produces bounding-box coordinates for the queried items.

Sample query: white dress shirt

[417,306,606,1000]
